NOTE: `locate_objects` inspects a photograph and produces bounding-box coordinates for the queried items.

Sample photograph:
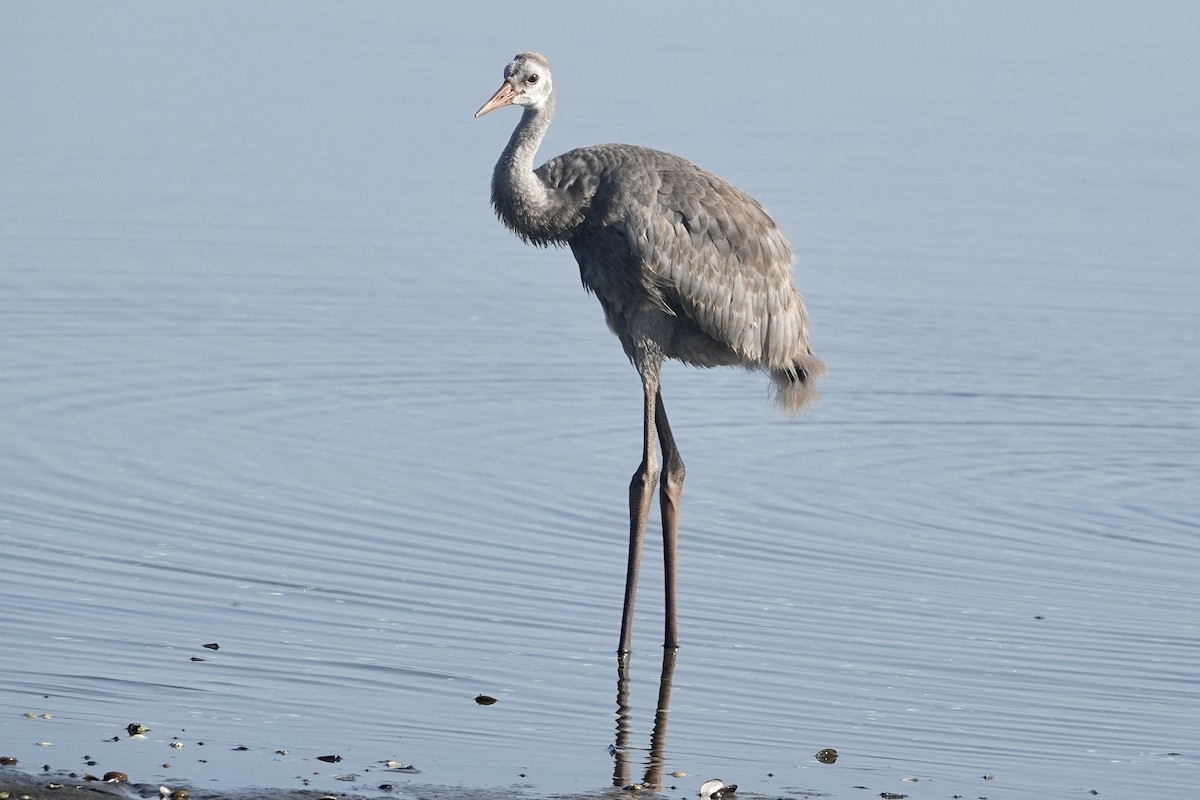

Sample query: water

[1,2,1197,798]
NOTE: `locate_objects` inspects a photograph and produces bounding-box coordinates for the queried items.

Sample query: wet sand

[0,766,679,800]
[0,766,543,800]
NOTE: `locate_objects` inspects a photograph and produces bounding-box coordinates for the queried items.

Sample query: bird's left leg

[655,391,684,651]
[618,369,661,657]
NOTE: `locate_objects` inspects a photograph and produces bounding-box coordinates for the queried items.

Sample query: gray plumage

[476,52,825,655]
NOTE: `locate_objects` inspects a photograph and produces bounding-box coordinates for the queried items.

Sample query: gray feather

[484,54,825,412]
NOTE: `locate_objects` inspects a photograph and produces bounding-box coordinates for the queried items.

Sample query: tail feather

[770,353,827,414]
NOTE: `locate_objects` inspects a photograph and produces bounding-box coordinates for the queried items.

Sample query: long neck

[492,93,579,245]
[500,95,554,204]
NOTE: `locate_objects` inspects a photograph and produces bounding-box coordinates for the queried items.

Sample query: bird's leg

[654,391,684,651]
[619,374,660,657]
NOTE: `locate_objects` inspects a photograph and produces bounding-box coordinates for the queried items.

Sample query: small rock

[699,778,736,798]
[815,748,838,764]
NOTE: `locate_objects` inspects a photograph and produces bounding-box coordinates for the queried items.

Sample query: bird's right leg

[654,391,684,651]
[618,371,660,657]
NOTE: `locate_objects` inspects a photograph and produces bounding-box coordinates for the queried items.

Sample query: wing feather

[542,144,815,370]
[624,152,808,367]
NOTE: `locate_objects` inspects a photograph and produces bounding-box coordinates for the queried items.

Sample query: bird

[475,52,825,656]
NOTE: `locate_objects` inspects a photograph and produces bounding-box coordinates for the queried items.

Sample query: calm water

[2,2,1197,798]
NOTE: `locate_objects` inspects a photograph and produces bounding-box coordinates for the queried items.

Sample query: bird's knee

[630,461,659,497]
[660,460,685,497]
[663,458,685,485]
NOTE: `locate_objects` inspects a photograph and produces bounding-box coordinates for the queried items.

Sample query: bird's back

[537,143,824,408]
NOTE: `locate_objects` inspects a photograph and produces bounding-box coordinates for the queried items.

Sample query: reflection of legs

[612,656,634,788]
[619,372,659,656]
[655,391,683,651]
[644,646,678,789]
[612,638,679,789]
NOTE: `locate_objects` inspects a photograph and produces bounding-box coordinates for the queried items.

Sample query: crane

[476,52,825,655]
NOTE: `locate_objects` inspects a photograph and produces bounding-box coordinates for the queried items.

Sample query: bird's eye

[526,74,539,84]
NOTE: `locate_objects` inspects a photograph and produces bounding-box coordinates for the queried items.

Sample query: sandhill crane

[476,52,825,655]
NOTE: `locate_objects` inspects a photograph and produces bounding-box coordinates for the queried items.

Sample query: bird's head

[475,52,554,117]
